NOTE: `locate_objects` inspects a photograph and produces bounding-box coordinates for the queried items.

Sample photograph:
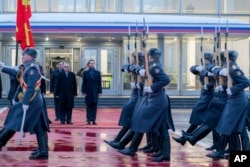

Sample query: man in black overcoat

[50,60,64,121]
[81,59,102,125]
[55,62,77,124]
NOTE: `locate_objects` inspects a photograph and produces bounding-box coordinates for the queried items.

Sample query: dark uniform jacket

[189,65,215,125]
[55,71,77,109]
[131,61,174,134]
[2,66,20,101]
[212,62,250,135]
[5,60,49,134]
[81,68,102,104]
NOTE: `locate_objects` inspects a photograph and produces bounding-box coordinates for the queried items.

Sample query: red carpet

[0,107,121,129]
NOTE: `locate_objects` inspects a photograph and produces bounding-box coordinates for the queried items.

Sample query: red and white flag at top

[16,0,35,50]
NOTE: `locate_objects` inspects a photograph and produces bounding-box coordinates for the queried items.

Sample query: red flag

[16,0,35,50]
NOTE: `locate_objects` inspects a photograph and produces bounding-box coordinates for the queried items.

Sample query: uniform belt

[18,90,39,102]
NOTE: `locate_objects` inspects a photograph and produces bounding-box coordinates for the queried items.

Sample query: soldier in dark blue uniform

[118,48,174,162]
[206,50,250,159]
[183,52,228,147]
[0,48,50,159]
[173,53,215,146]
[104,51,144,149]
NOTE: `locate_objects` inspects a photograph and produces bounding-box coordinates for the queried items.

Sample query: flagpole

[15,42,19,66]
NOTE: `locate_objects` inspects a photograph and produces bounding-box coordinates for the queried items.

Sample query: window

[124,0,141,13]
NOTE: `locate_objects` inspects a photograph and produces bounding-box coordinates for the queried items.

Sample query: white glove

[0,61,5,71]
[136,83,141,89]
[139,69,146,77]
[195,65,203,72]
[203,85,208,90]
[124,68,129,73]
[143,86,153,93]
[130,82,136,89]
[219,68,227,76]
[207,72,214,76]
[12,99,17,105]
[215,85,224,92]
[22,104,29,111]
[211,66,220,71]
[226,88,232,96]
[218,85,224,91]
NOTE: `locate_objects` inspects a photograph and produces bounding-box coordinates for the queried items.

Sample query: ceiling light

[45,37,49,41]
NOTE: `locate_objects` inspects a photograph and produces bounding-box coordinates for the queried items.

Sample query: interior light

[45,37,49,41]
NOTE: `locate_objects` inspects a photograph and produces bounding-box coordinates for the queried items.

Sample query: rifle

[200,26,207,84]
[127,24,135,83]
[216,22,223,85]
[134,21,141,83]
[224,20,232,88]
[142,18,152,86]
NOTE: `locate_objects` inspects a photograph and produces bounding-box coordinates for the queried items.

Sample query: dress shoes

[67,122,73,124]
[172,136,186,146]
[206,151,225,159]
[138,144,152,151]
[152,155,170,162]
[109,142,125,149]
[92,122,97,125]
[104,139,116,146]
[118,147,136,157]
[29,151,48,159]
[205,145,216,151]
[151,150,162,157]
[87,122,91,125]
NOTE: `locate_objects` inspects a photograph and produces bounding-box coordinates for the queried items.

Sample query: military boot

[29,132,49,159]
[152,136,170,162]
[104,127,129,146]
[0,128,15,149]
[183,124,211,146]
[143,133,160,153]
[109,130,135,149]
[207,135,228,159]
[138,132,152,151]
[118,132,143,157]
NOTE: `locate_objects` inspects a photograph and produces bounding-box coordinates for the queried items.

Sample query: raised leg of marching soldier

[109,130,135,150]
[29,114,49,159]
[183,124,211,146]
[104,126,130,146]
[0,128,15,150]
[172,124,198,146]
[118,132,143,157]
[138,132,152,151]
[240,128,250,151]
[206,130,220,151]
[152,123,170,162]
[143,132,160,153]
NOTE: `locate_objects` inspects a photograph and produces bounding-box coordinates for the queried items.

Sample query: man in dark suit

[50,60,64,121]
[55,62,77,124]
[81,59,102,125]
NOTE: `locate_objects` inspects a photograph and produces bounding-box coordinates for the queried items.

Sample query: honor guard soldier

[173,53,215,146]
[104,51,145,149]
[118,48,174,162]
[206,50,250,159]
[0,48,50,159]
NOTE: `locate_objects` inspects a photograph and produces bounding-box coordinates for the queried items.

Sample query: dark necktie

[90,71,94,79]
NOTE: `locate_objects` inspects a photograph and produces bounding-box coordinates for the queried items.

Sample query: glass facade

[0,0,249,96]
[1,0,249,15]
